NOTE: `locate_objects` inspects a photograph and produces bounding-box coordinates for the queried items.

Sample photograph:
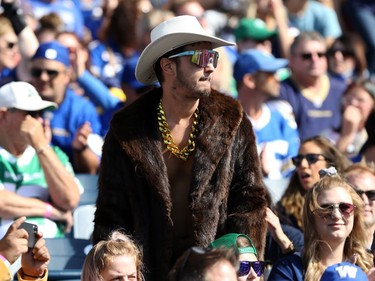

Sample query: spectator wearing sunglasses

[94,15,268,281]
[81,230,144,281]
[0,0,39,86]
[268,167,374,281]
[321,79,375,162]
[279,31,347,141]
[31,41,102,174]
[327,33,369,85]
[234,49,299,179]
[344,163,375,257]
[168,246,238,281]
[276,135,351,231]
[0,81,80,238]
[209,233,266,280]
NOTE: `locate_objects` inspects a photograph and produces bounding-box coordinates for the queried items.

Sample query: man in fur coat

[93,15,268,280]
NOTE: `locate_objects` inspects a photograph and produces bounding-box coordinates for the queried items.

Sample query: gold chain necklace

[157,99,198,161]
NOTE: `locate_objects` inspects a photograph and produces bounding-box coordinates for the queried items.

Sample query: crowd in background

[1,0,375,280]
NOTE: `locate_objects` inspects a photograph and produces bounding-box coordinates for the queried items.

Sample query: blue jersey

[250,101,300,179]
[49,89,101,161]
[279,76,346,141]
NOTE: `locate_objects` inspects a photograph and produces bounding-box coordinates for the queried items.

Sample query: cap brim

[15,100,58,111]
[136,33,235,85]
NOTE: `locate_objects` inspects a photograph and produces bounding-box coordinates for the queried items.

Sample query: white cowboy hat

[135,15,235,85]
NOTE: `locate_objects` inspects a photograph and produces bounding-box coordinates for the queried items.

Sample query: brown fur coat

[93,88,267,280]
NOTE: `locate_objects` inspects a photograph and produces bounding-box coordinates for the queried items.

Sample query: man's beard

[175,67,211,98]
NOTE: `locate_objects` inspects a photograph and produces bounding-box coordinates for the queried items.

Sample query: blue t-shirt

[49,89,101,161]
[267,253,304,281]
[279,76,346,141]
[288,1,342,39]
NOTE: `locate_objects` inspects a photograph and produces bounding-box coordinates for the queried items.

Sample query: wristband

[0,254,10,267]
[45,203,53,218]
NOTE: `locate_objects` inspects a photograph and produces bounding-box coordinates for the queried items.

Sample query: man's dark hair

[168,246,238,281]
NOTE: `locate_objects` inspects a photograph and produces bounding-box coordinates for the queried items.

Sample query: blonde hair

[81,230,144,281]
[0,16,14,36]
[303,174,373,281]
[280,136,351,230]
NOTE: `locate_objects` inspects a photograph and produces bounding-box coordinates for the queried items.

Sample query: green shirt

[0,145,76,238]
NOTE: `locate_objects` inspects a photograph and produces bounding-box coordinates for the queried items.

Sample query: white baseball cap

[0,81,57,111]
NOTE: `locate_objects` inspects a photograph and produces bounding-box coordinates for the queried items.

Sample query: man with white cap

[94,15,268,280]
[0,81,80,239]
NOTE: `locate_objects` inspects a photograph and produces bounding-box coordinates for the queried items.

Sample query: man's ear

[160,57,175,75]
[243,73,256,89]
[0,108,8,122]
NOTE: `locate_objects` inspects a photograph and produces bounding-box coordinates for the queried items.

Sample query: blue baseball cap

[121,56,145,90]
[233,49,289,82]
[320,262,368,281]
[33,41,70,67]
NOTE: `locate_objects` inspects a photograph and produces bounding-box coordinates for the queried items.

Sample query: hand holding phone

[19,222,38,248]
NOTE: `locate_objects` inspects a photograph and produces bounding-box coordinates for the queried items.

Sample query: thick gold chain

[157,100,198,161]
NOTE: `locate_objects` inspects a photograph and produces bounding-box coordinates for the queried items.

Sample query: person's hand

[266,207,284,239]
[60,210,74,233]
[341,105,362,136]
[0,217,28,264]
[367,267,375,281]
[72,122,92,152]
[20,115,49,150]
[21,233,50,278]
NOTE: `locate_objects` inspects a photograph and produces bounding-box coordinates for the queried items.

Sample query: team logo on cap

[45,49,58,60]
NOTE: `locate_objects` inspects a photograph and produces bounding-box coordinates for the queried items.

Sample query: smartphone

[19,222,38,248]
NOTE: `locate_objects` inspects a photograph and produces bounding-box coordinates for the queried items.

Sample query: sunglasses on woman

[314,202,356,219]
[291,153,328,167]
[168,49,219,68]
[238,261,266,277]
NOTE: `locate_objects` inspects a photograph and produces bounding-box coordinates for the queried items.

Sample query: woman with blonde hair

[268,167,374,280]
[81,230,144,281]
[276,135,351,231]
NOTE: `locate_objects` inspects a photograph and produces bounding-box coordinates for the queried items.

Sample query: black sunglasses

[238,261,266,277]
[356,189,375,201]
[314,202,356,219]
[31,68,60,79]
[291,153,328,167]
[299,52,326,60]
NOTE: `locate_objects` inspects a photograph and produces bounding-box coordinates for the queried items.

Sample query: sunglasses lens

[251,261,265,277]
[366,191,375,201]
[191,50,218,68]
[238,261,251,276]
[31,68,42,77]
[305,154,320,164]
[339,203,354,215]
[292,155,302,166]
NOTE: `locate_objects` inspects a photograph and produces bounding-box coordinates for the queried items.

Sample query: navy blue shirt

[267,253,304,281]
